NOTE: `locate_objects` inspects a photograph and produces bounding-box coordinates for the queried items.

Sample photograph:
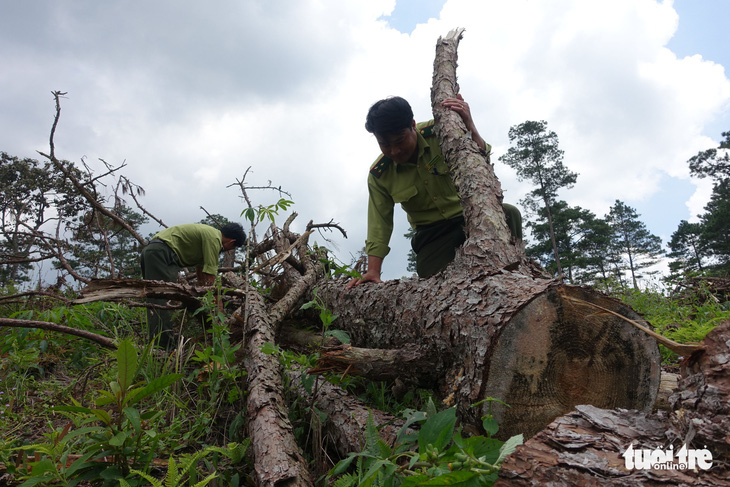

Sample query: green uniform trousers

[140,240,181,349]
[411,204,522,278]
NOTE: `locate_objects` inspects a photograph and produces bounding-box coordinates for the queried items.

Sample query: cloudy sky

[2,0,729,281]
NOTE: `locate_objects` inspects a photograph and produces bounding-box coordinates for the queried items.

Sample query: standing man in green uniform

[347,95,521,288]
[140,222,246,348]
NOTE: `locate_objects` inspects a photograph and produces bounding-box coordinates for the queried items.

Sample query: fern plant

[120,453,218,487]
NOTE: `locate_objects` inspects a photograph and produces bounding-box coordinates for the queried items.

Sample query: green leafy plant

[118,441,249,487]
[617,284,730,362]
[312,245,363,280]
[185,288,247,444]
[328,398,522,486]
[300,287,350,345]
[12,422,108,487]
[200,441,251,487]
[14,338,183,485]
[241,198,294,226]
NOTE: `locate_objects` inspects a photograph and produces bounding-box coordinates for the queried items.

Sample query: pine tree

[65,204,148,279]
[526,200,614,285]
[499,121,577,278]
[0,152,86,286]
[404,227,417,274]
[606,200,663,289]
[685,131,730,274]
[667,220,705,278]
[698,180,730,273]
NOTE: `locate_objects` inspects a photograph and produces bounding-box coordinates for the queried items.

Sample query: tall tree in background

[404,227,417,274]
[0,152,86,286]
[688,131,730,180]
[698,180,730,272]
[64,204,148,280]
[499,120,577,278]
[606,200,664,289]
[686,131,730,274]
[667,220,705,278]
[526,200,582,281]
[526,200,614,285]
[567,213,620,288]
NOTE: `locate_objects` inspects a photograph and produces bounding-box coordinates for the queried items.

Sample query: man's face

[375,120,418,164]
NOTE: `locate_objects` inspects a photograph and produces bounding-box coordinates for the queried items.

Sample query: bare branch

[122,175,166,228]
[18,219,89,284]
[306,219,348,238]
[0,291,72,305]
[0,317,116,349]
[39,92,146,246]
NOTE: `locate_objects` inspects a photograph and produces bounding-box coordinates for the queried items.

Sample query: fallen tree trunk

[313,29,662,439]
[316,279,661,439]
[495,321,730,485]
[236,289,313,487]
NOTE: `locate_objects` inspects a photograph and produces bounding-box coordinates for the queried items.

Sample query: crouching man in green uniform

[140,222,246,348]
[347,95,521,288]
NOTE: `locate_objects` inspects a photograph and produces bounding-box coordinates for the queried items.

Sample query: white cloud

[0,0,728,279]
[686,177,716,222]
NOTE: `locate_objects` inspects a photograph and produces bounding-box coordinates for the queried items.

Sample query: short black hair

[221,222,246,247]
[365,96,414,136]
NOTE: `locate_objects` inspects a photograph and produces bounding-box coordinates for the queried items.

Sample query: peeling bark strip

[315,29,662,439]
[669,320,730,459]
[496,322,730,486]
[74,278,207,309]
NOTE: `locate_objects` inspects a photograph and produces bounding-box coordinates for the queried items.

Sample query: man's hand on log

[441,94,486,151]
[347,255,384,289]
[346,269,383,289]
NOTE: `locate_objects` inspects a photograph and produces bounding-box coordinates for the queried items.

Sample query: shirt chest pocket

[431,157,450,176]
[391,185,418,204]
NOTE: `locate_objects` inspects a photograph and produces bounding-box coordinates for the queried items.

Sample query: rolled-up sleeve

[365,175,394,258]
[200,234,222,275]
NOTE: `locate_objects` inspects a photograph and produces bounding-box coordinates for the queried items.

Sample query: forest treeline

[509,123,730,287]
[400,123,729,290]
[1,124,729,291]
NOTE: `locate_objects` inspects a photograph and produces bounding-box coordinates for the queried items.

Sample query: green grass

[616,285,730,362]
[0,296,251,486]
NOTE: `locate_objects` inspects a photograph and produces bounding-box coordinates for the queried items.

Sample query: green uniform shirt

[153,224,222,275]
[365,120,491,258]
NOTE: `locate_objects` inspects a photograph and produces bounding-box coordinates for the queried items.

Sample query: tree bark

[313,29,661,439]
[235,288,313,487]
[73,278,209,309]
